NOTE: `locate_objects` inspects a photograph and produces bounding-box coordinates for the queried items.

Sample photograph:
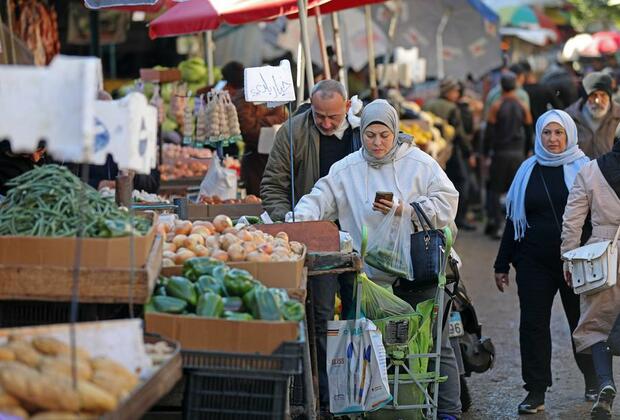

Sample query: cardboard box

[145,312,299,354]
[161,247,306,289]
[139,68,181,83]
[186,202,264,221]
[0,224,156,270]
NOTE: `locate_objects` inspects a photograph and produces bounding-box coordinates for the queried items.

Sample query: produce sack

[365,202,414,280]
[327,318,392,415]
[358,273,414,320]
[199,157,237,200]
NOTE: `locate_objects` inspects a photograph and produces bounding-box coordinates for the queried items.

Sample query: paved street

[457,229,620,420]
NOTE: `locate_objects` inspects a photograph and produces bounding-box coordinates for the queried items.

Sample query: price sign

[244,60,295,106]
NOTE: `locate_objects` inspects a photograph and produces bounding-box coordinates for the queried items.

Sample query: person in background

[424,78,475,231]
[484,63,531,119]
[484,72,533,239]
[494,110,596,415]
[0,142,47,196]
[602,67,620,104]
[521,61,563,123]
[219,61,288,197]
[261,79,361,415]
[561,140,620,419]
[566,71,620,160]
[541,59,580,109]
[290,99,461,420]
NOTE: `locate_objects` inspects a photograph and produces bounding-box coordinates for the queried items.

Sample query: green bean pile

[0,165,151,237]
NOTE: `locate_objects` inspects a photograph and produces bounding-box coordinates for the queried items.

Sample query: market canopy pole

[436,10,451,80]
[331,12,347,90]
[380,1,400,87]
[297,0,315,96]
[296,42,306,108]
[205,30,215,85]
[314,6,331,79]
[365,5,377,98]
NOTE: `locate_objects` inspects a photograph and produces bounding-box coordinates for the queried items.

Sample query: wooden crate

[0,235,163,304]
[104,335,183,420]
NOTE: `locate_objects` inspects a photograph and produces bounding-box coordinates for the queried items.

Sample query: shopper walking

[562,140,620,419]
[290,99,462,419]
[494,110,595,414]
[484,72,533,239]
[565,71,620,159]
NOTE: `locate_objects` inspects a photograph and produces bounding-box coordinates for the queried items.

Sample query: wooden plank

[0,235,162,304]
[305,252,362,272]
[258,222,340,252]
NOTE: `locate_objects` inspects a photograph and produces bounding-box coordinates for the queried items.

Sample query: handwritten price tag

[244,60,295,105]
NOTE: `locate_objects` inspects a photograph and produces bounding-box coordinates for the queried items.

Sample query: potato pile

[158,216,305,267]
[0,336,139,419]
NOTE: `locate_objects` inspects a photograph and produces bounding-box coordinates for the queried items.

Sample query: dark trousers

[515,257,597,392]
[240,151,268,197]
[446,147,470,226]
[308,272,355,407]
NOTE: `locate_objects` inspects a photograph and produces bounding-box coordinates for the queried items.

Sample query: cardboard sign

[94,92,158,174]
[244,60,295,105]
[0,55,101,163]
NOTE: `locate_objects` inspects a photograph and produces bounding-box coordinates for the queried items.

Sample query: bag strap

[411,201,434,232]
[537,165,562,234]
[613,225,620,249]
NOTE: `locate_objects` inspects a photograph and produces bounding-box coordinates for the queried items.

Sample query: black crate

[0,301,141,328]
[182,341,303,420]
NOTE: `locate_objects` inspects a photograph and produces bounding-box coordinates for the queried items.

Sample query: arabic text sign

[244,60,295,103]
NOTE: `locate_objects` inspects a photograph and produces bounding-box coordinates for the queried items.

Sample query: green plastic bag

[358,273,414,320]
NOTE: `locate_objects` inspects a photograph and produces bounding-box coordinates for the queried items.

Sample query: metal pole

[331,12,347,90]
[296,42,305,108]
[314,7,331,79]
[288,102,295,221]
[365,5,377,99]
[89,10,100,58]
[297,0,315,96]
[380,1,401,87]
[436,11,450,80]
[205,31,215,85]
[7,0,17,64]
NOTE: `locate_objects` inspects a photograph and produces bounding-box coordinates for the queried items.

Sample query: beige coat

[561,160,620,353]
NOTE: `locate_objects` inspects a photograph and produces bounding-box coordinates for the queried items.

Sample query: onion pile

[157,215,304,267]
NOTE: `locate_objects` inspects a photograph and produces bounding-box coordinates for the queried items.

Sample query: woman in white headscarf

[290,99,461,418]
[493,109,594,415]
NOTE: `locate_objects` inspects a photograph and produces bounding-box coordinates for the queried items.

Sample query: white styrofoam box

[0,55,101,162]
[93,92,158,174]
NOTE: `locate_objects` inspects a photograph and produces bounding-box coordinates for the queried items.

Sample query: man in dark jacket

[565,71,620,159]
[484,72,533,239]
[261,79,360,413]
[521,61,563,123]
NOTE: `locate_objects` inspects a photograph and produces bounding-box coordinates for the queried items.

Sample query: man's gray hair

[310,79,348,100]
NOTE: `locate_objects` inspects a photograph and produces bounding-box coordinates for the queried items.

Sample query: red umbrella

[592,31,620,55]
[287,0,386,17]
[148,0,330,39]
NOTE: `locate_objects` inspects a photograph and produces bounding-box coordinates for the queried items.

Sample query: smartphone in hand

[374,191,394,204]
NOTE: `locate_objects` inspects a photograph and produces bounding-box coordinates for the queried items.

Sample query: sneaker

[518,391,545,414]
[591,385,616,420]
[586,387,599,402]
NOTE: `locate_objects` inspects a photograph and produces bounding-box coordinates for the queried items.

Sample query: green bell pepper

[154,285,167,296]
[182,257,225,281]
[222,296,244,312]
[245,287,281,321]
[196,275,226,296]
[166,276,199,307]
[196,292,225,317]
[152,296,188,314]
[223,311,254,321]
[281,300,305,321]
[212,265,230,282]
[224,269,258,297]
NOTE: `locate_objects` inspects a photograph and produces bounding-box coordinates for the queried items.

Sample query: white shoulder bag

[562,226,620,296]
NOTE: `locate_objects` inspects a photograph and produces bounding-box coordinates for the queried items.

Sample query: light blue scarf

[505,109,589,240]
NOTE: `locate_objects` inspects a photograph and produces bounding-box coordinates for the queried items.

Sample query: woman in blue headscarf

[493,109,596,415]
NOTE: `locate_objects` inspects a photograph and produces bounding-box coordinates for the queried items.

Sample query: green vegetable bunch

[0,165,151,237]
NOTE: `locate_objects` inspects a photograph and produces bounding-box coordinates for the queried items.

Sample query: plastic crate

[182,341,303,420]
[0,301,141,328]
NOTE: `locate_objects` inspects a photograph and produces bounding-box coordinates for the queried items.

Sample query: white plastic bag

[365,202,415,280]
[327,318,392,415]
[199,157,237,200]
